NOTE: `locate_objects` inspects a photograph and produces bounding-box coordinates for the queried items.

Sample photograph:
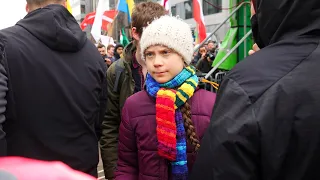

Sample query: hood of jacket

[254,0,320,46]
[16,4,86,52]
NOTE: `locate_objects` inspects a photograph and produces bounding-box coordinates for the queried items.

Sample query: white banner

[91,0,109,42]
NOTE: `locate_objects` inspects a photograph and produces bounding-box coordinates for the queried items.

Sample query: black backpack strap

[113,60,125,92]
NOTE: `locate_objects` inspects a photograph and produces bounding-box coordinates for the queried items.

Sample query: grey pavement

[98,148,106,180]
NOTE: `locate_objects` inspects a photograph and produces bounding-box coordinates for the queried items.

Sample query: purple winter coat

[115,89,216,180]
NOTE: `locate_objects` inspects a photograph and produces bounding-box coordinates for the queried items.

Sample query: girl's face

[145,45,185,84]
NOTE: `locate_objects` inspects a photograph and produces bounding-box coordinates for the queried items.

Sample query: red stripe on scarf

[156,89,177,161]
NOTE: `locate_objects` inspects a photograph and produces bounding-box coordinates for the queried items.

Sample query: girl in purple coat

[115,16,216,180]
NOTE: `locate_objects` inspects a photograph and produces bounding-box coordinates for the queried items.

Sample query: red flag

[193,0,206,42]
[80,12,96,30]
[101,10,117,31]
[80,10,117,31]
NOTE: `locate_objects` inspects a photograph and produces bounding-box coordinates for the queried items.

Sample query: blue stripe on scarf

[171,110,188,180]
[161,68,191,88]
[172,161,187,165]
[177,146,186,151]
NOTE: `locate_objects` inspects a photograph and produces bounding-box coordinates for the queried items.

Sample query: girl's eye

[145,52,154,57]
[162,50,171,55]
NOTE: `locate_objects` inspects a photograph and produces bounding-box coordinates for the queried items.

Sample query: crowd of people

[1,0,320,180]
[192,40,218,74]
[97,43,124,68]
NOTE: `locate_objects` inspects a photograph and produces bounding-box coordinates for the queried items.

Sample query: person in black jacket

[114,43,124,61]
[190,0,320,179]
[0,0,107,177]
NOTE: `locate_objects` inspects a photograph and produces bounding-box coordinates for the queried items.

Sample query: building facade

[69,0,95,23]
[70,0,229,42]
[170,0,228,42]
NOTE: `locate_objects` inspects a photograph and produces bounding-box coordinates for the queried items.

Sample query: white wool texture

[140,15,194,65]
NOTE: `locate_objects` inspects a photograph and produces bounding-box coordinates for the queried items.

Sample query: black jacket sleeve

[189,78,260,180]
[96,70,107,140]
[0,42,8,156]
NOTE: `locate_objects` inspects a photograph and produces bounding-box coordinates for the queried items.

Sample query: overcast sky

[0,0,27,30]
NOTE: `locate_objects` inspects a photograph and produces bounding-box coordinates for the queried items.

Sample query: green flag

[120,27,130,47]
[211,0,239,70]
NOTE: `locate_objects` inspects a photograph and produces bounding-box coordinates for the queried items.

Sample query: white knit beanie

[140,15,194,65]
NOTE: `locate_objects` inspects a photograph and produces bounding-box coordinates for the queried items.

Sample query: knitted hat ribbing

[140,15,194,65]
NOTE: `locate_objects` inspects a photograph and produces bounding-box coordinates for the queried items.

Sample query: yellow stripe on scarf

[157,89,176,101]
[186,66,195,74]
[186,78,198,87]
[177,83,194,98]
[176,91,187,103]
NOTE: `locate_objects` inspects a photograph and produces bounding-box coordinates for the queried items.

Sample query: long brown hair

[180,101,201,151]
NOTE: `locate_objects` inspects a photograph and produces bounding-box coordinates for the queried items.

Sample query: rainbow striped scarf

[146,66,198,180]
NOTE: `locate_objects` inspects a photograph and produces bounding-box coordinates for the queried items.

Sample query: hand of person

[105,58,112,65]
[248,43,260,55]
